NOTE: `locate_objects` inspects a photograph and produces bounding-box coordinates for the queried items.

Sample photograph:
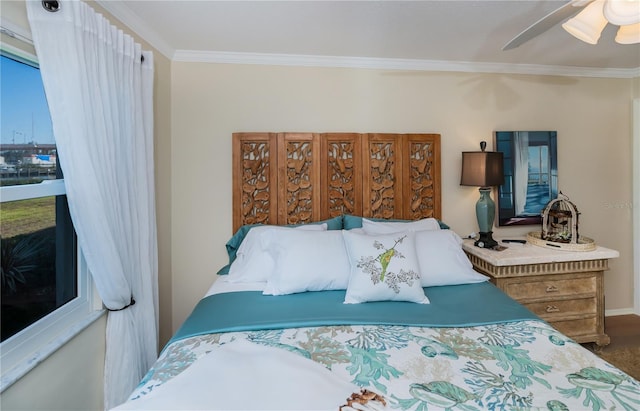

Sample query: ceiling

[97,1,639,76]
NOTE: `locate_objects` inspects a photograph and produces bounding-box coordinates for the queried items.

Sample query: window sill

[0,309,106,393]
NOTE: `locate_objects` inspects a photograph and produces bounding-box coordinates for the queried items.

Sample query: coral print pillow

[342,230,429,304]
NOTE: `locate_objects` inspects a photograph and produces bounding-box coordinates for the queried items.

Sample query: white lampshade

[616,22,640,43]
[604,0,640,25]
[562,0,609,44]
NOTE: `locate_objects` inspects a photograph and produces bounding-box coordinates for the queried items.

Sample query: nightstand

[462,238,619,347]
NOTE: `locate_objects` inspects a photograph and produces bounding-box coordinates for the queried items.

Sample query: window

[0,48,100,386]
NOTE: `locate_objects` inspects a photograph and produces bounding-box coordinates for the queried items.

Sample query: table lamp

[460,141,504,248]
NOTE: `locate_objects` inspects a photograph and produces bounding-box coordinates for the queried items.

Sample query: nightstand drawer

[504,276,596,300]
[549,318,597,338]
[524,297,597,319]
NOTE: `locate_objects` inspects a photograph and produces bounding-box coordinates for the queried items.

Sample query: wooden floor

[601,314,640,351]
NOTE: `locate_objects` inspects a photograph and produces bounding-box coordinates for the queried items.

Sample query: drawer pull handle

[546,305,560,313]
[546,285,559,293]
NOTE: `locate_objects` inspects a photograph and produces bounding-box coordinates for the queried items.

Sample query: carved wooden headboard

[232,132,441,232]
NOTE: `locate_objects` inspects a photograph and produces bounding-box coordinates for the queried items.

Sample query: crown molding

[173,50,639,79]
[95,0,174,59]
[94,1,639,79]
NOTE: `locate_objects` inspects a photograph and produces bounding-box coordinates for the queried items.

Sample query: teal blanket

[169,282,539,346]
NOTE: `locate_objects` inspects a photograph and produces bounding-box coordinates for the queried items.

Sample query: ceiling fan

[503,0,640,50]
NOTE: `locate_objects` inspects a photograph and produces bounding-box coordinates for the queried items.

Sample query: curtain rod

[2,5,145,64]
[0,25,144,63]
[39,0,145,62]
[1,24,145,63]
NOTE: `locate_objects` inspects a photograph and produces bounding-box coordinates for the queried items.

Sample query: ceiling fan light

[562,0,609,44]
[615,22,640,43]
[604,0,640,25]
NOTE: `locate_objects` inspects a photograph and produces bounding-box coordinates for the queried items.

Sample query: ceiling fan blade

[503,1,589,50]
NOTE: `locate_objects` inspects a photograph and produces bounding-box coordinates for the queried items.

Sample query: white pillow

[415,230,488,287]
[362,217,441,234]
[342,230,429,304]
[227,223,327,283]
[262,230,351,295]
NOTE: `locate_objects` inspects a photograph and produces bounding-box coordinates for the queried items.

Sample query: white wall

[170,62,636,330]
[0,315,106,411]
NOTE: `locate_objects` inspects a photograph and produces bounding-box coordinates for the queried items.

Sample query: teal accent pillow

[342,215,450,230]
[217,216,343,274]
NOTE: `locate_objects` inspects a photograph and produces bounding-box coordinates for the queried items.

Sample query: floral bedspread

[129,320,640,410]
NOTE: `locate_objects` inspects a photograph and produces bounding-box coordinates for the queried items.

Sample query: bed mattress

[115,278,640,410]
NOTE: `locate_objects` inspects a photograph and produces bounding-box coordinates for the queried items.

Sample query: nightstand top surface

[461,237,619,266]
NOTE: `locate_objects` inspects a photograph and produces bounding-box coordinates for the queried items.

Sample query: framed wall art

[495,131,558,226]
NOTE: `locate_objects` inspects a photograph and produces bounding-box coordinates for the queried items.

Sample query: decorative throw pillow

[362,217,441,234]
[342,230,429,304]
[263,230,351,295]
[227,223,327,283]
[415,230,489,287]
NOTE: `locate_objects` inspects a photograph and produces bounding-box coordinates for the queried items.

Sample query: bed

[115,133,639,410]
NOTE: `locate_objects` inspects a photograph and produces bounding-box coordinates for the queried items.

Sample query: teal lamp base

[474,187,498,249]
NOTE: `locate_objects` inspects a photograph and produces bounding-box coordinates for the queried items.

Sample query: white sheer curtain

[513,131,530,216]
[26,1,158,409]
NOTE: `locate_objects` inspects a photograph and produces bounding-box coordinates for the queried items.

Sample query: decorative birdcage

[526,192,595,252]
[542,192,580,243]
